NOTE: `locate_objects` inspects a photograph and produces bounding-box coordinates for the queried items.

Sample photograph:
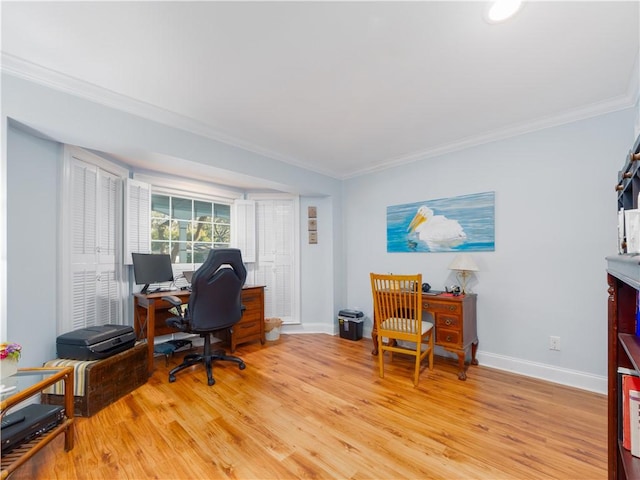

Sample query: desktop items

[132,253,175,294]
[445,285,462,296]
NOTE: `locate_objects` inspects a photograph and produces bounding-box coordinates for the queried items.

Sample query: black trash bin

[338,309,364,340]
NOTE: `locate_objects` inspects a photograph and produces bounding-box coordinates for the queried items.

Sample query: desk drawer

[436,328,460,346]
[241,306,262,322]
[422,301,460,314]
[242,293,263,321]
[234,319,261,338]
[436,315,460,329]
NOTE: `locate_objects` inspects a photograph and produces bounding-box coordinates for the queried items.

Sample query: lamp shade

[448,254,479,272]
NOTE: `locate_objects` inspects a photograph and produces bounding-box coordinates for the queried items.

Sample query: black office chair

[163,248,247,386]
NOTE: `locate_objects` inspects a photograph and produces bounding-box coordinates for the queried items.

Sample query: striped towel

[42,358,98,396]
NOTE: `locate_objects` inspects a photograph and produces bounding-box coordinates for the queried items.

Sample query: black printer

[56,324,136,360]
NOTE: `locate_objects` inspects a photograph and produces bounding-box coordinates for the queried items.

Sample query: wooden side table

[1,367,74,479]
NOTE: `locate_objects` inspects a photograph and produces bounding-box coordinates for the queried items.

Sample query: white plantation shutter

[124,178,151,264]
[71,267,97,330]
[99,173,119,264]
[233,199,256,262]
[247,196,299,323]
[71,161,97,263]
[61,146,126,333]
[97,267,120,324]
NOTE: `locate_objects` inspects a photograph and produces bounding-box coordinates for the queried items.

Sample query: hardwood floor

[10,334,606,479]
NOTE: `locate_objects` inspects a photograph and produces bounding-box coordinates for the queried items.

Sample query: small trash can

[338,309,364,340]
[265,317,283,341]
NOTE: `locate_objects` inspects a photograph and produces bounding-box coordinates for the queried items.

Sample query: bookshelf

[607,258,640,480]
[606,133,640,480]
[608,134,640,480]
[616,137,640,214]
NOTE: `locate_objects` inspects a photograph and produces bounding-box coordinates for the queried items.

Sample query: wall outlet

[549,336,561,351]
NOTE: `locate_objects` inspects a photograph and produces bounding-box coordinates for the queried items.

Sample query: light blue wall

[6,123,61,367]
[343,108,636,391]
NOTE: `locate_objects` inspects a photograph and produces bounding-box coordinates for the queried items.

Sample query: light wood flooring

[9,334,606,479]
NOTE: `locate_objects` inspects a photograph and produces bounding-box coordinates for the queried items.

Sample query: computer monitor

[132,253,174,294]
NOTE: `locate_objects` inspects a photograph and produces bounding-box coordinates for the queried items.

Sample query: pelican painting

[386,192,495,253]
[407,206,467,250]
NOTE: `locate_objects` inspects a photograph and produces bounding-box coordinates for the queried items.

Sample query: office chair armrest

[162,295,183,307]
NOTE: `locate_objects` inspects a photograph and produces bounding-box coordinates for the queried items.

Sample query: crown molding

[0,53,338,178]
[344,49,640,179]
[3,52,638,182]
[348,89,637,179]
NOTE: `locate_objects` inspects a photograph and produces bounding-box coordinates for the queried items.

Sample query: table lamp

[448,254,479,294]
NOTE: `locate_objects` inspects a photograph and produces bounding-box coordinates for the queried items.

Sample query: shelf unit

[615,137,640,213]
[0,367,74,479]
[608,134,640,480]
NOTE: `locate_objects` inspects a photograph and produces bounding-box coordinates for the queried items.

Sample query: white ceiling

[2,1,639,180]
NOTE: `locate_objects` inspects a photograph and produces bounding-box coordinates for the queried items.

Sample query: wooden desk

[372,292,478,380]
[133,285,266,376]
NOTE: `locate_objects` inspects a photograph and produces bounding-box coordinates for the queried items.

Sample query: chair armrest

[162,295,183,307]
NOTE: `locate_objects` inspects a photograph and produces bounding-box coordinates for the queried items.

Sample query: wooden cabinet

[1,367,74,479]
[372,292,478,380]
[422,293,478,380]
[231,286,266,352]
[608,256,640,480]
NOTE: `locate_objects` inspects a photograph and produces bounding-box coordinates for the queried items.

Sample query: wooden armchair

[370,273,434,386]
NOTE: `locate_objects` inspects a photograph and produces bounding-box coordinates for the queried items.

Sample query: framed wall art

[387,191,495,253]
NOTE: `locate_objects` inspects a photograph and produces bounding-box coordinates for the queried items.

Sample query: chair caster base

[239,362,246,370]
[169,375,176,383]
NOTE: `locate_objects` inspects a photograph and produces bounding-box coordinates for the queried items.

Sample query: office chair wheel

[239,362,246,370]
[208,377,216,386]
[169,374,176,383]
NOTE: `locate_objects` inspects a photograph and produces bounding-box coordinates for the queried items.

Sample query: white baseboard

[478,351,606,395]
[281,323,336,335]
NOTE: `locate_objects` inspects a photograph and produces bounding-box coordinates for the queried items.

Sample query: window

[150,193,231,264]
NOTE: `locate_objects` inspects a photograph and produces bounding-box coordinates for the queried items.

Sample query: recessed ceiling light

[486,0,523,23]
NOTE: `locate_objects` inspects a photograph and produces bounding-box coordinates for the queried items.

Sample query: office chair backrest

[188,248,247,333]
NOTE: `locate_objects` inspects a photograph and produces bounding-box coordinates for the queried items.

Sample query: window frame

[150,192,232,265]
[133,172,243,271]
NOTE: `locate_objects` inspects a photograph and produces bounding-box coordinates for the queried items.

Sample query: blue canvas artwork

[387,192,495,253]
